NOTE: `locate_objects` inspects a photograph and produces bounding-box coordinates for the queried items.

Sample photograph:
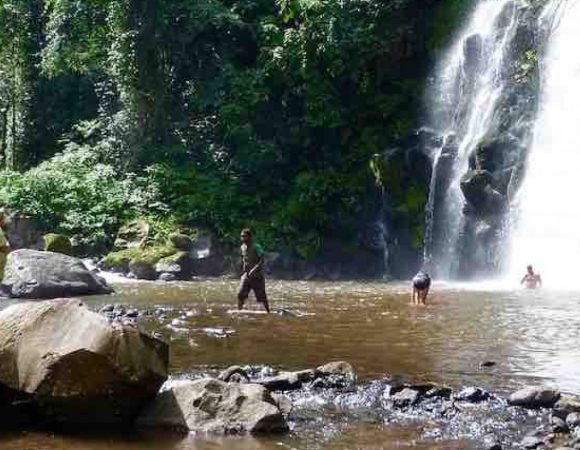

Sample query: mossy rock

[158,251,190,265]
[43,234,73,256]
[101,246,177,274]
[114,219,150,250]
[156,251,194,280]
[168,233,194,251]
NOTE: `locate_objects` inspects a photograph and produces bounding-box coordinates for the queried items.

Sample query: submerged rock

[137,379,288,434]
[2,249,112,298]
[508,387,560,409]
[0,299,168,425]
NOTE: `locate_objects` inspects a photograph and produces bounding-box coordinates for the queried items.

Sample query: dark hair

[241,228,252,236]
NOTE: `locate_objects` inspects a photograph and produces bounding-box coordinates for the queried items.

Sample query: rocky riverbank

[2,297,580,450]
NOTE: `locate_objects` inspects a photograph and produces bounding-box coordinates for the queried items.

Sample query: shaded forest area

[0,0,469,263]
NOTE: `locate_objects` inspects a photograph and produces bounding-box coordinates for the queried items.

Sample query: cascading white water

[424,0,520,278]
[508,0,580,288]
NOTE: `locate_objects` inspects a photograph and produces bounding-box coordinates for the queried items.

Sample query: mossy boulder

[43,234,73,256]
[100,246,177,278]
[168,233,194,251]
[156,251,194,280]
[114,219,150,250]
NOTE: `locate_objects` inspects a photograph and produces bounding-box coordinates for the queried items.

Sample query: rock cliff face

[422,0,543,279]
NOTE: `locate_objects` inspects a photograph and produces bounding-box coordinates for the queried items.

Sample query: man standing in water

[411,271,431,305]
[238,228,270,313]
[520,264,542,289]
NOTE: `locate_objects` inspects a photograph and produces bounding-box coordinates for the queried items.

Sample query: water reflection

[2,279,580,449]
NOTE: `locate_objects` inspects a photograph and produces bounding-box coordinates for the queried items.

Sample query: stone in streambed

[390,388,421,408]
[0,298,168,425]
[508,387,560,409]
[567,413,580,429]
[136,379,288,434]
[555,396,580,418]
[218,366,250,384]
[314,361,356,389]
[455,387,491,403]
[2,249,112,298]
[258,370,315,391]
[552,415,569,433]
[520,436,544,449]
[483,434,502,450]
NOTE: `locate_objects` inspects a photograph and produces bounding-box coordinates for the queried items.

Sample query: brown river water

[1,279,579,449]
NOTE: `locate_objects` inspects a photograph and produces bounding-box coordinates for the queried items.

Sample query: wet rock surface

[137,379,288,434]
[0,298,168,426]
[508,387,561,409]
[2,249,113,298]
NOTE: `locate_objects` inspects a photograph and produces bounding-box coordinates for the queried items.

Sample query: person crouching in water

[520,264,542,289]
[411,271,431,305]
[238,228,270,313]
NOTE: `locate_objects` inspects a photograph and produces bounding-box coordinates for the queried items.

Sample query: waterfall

[508,0,580,287]
[424,0,526,279]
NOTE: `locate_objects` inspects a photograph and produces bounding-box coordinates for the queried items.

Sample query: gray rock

[2,250,113,299]
[315,361,356,388]
[128,259,156,281]
[555,396,580,418]
[114,219,150,250]
[456,387,490,402]
[483,434,502,450]
[259,370,314,391]
[137,379,288,434]
[520,436,544,449]
[390,388,421,408]
[552,415,569,433]
[508,387,561,409]
[158,273,177,282]
[271,393,292,415]
[218,366,250,384]
[568,413,580,429]
[0,299,168,425]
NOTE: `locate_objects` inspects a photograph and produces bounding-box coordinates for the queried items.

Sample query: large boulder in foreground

[2,249,112,298]
[0,299,168,425]
[137,379,288,434]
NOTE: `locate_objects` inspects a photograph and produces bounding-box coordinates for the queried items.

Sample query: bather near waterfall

[520,265,542,289]
[411,271,431,305]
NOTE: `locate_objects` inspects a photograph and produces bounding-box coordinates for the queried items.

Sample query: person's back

[411,271,431,304]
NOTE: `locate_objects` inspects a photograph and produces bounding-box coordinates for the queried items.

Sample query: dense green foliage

[0,0,470,257]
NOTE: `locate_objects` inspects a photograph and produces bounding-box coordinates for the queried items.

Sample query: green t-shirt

[241,242,264,275]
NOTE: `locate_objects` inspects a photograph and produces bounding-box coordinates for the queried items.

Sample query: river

[1,278,577,449]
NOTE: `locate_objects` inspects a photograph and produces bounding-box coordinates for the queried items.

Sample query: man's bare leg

[262,298,270,314]
[238,294,247,310]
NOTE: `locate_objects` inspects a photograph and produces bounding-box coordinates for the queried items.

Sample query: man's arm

[520,275,527,285]
[248,255,264,278]
[537,275,542,287]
